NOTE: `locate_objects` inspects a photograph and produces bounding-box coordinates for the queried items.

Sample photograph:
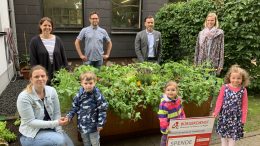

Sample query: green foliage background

[155,0,260,91]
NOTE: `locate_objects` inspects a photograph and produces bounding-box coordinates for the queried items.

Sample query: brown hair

[25,65,48,93]
[38,17,54,34]
[224,64,250,87]
[204,12,219,28]
[80,71,97,82]
[164,80,178,92]
[144,15,154,22]
[89,11,99,18]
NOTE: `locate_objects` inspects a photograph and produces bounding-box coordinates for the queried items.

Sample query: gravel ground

[0,78,28,116]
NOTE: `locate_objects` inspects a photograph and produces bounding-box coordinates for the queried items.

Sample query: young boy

[66,71,108,146]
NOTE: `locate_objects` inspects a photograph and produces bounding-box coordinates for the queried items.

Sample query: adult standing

[17,65,74,146]
[29,17,68,85]
[194,12,224,75]
[75,11,112,68]
[135,15,162,63]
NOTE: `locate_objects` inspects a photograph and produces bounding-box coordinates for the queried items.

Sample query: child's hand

[97,127,103,132]
[58,117,68,126]
[212,113,217,118]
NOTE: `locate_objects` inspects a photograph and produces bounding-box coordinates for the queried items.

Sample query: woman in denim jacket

[17,65,74,146]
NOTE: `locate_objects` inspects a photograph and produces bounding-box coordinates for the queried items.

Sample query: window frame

[111,0,142,34]
[42,0,84,33]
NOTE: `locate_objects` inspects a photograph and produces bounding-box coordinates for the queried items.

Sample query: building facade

[13,0,172,59]
[0,0,17,94]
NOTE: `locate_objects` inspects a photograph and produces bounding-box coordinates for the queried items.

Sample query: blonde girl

[213,65,250,146]
[158,81,186,146]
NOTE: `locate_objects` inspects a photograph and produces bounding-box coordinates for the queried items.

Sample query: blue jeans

[84,59,103,69]
[80,131,100,146]
[20,129,74,146]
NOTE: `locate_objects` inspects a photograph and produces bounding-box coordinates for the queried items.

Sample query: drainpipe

[8,0,20,71]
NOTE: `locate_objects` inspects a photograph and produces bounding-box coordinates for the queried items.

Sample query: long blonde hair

[204,12,219,28]
[25,65,48,93]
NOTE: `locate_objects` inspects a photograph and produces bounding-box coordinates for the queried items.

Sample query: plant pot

[73,106,160,142]
[20,67,30,80]
[183,97,212,118]
[101,106,159,141]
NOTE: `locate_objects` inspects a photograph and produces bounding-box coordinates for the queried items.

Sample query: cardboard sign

[167,117,215,146]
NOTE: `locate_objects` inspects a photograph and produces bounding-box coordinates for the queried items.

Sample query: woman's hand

[58,117,69,126]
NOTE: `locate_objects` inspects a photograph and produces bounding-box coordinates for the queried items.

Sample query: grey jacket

[135,29,162,62]
[17,86,62,138]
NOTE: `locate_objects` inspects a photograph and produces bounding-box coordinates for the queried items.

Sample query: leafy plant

[20,31,30,69]
[0,121,16,142]
[53,62,222,120]
[221,0,260,90]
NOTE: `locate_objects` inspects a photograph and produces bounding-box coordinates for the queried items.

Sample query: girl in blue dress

[213,65,250,146]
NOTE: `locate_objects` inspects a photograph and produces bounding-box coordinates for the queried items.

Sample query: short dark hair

[144,15,154,22]
[89,11,99,18]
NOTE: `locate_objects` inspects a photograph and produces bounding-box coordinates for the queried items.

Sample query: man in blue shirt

[75,11,112,68]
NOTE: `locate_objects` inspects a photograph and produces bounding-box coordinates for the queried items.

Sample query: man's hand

[102,54,109,60]
[80,55,87,62]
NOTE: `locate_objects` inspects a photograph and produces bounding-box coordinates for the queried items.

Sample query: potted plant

[19,31,30,80]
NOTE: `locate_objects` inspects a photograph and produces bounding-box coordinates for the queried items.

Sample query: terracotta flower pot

[20,67,30,80]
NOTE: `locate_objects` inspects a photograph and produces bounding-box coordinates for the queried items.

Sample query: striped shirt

[158,95,186,134]
[41,36,56,63]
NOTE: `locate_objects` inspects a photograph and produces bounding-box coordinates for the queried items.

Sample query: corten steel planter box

[183,97,212,118]
[101,106,159,140]
[75,106,160,142]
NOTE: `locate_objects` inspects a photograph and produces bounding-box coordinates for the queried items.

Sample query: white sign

[167,136,196,146]
[168,117,215,136]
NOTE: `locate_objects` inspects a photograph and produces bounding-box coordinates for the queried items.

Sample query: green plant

[20,31,30,69]
[0,121,16,143]
[14,118,21,126]
[53,62,222,120]
[221,0,260,90]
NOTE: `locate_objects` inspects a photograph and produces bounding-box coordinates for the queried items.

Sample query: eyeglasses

[90,18,99,20]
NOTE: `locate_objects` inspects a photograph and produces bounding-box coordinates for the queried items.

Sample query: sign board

[167,117,215,146]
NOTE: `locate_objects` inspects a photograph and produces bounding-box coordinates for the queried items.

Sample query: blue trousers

[84,59,103,69]
[20,129,74,146]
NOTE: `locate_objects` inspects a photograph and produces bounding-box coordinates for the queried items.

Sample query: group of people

[16,10,248,146]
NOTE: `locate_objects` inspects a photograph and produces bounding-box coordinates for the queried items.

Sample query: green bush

[0,121,16,143]
[221,0,260,90]
[53,62,222,120]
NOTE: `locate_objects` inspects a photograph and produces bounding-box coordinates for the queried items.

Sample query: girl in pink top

[213,65,250,146]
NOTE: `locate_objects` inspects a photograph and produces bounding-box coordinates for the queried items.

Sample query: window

[111,0,141,32]
[43,0,83,30]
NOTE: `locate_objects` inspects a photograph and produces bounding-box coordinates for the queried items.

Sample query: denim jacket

[17,86,63,138]
[67,87,108,134]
